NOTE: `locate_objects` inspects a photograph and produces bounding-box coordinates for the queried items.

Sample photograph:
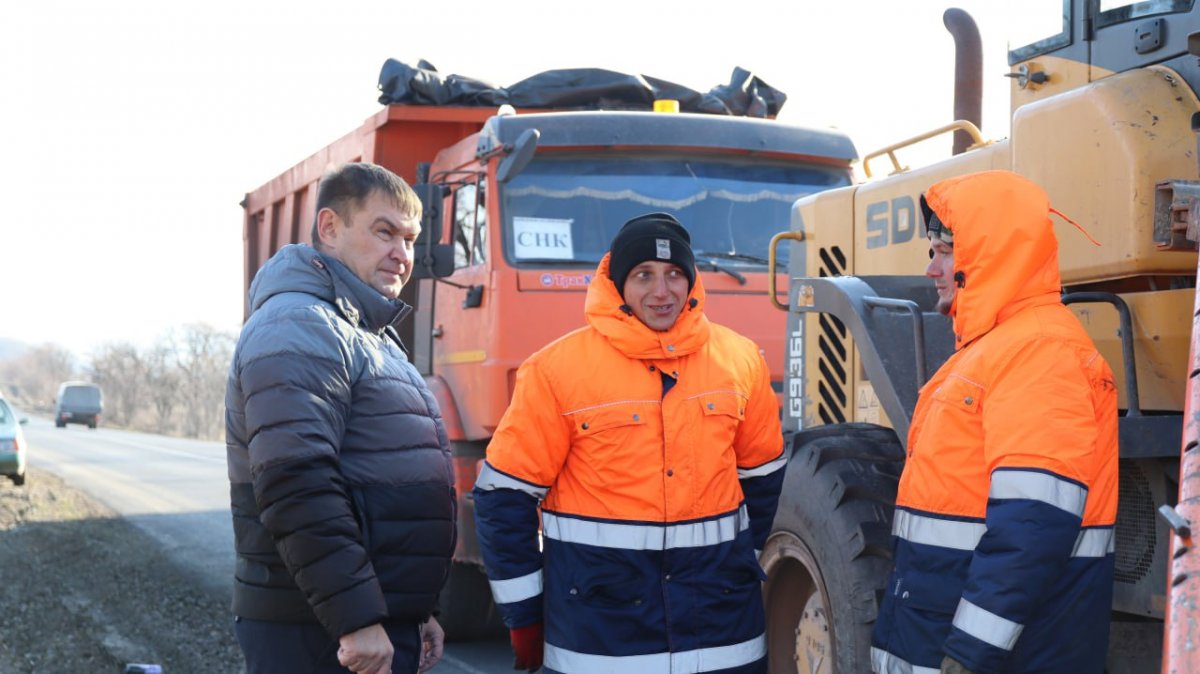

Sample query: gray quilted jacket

[225,244,455,638]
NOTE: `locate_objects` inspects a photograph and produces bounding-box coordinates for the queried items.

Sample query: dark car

[54,382,103,429]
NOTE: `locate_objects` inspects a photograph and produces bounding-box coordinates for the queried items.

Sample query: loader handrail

[768,230,805,311]
[862,120,987,178]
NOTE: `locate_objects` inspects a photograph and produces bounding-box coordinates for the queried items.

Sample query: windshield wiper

[693,251,771,265]
[695,257,747,285]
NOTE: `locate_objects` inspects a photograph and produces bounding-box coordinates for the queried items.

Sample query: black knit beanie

[920,193,953,245]
[608,212,696,298]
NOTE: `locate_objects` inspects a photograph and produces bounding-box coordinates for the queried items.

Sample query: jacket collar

[247,244,411,334]
[583,253,710,359]
[319,252,412,333]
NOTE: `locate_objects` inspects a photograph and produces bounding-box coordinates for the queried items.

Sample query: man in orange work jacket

[870,170,1118,674]
[473,212,786,673]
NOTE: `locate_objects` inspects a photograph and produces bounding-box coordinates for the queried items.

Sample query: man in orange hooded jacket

[870,171,1118,674]
[473,212,785,673]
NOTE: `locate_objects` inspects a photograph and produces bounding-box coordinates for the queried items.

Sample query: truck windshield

[499,154,850,269]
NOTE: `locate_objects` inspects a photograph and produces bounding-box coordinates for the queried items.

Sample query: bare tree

[87,342,149,427]
[142,339,180,435]
[0,343,77,409]
[174,323,235,439]
[0,327,236,439]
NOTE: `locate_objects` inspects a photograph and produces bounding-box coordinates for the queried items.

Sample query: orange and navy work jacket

[871,171,1119,674]
[474,254,785,674]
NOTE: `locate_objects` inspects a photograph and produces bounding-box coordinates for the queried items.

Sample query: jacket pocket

[928,375,983,414]
[696,391,746,451]
[891,569,964,615]
[580,574,648,608]
[569,557,652,609]
[573,404,647,436]
[698,392,747,421]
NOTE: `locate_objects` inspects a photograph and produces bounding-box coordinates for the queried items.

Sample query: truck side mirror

[414,182,447,242]
[410,243,454,279]
[411,182,454,279]
[497,128,540,183]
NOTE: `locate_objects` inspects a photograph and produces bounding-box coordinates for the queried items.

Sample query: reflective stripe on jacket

[871,172,1119,674]
[475,254,784,673]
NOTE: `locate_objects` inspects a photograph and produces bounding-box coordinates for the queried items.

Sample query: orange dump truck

[242,73,856,638]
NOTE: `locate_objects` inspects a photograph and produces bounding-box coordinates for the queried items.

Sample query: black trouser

[234,616,420,674]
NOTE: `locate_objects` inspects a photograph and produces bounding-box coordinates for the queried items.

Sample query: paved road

[22,415,513,674]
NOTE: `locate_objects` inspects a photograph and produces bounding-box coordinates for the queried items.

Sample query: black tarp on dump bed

[377,59,786,118]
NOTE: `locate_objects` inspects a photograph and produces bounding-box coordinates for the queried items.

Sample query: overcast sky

[1,0,1047,357]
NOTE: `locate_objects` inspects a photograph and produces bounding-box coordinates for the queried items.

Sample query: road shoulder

[0,467,243,673]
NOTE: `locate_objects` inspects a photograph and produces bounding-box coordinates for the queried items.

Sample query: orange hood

[584,253,711,359]
[924,170,1062,349]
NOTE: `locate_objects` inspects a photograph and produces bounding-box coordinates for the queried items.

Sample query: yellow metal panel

[852,142,1011,277]
[853,380,892,428]
[1069,288,1192,412]
[1013,66,1200,283]
[795,187,857,428]
[1009,56,1095,115]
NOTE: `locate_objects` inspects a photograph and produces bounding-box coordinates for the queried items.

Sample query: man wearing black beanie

[474,211,785,673]
[604,212,698,331]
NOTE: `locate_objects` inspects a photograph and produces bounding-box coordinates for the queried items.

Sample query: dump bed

[242,105,495,299]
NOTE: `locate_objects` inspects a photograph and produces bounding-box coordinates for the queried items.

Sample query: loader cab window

[498,153,850,269]
[453,179,487,269]
[1096,0,1193,26]
[1008,0,1071,63]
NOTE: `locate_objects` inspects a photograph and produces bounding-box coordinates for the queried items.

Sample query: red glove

[509,622,544,672]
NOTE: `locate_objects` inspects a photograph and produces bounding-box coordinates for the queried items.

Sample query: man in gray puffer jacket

[226,163,455,674]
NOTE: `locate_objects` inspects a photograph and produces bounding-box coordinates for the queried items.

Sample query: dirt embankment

[0,468,243,673]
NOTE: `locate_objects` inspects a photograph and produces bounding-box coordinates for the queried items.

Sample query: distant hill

[0,337,31,362]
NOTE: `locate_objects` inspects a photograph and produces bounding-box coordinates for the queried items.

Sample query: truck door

[431,175,493,439]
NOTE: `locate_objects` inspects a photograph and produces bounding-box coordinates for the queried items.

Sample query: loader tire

[439,561,506,642]
[762,423,905,674]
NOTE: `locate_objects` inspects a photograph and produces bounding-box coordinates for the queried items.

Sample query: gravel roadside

[0,467,244,674]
